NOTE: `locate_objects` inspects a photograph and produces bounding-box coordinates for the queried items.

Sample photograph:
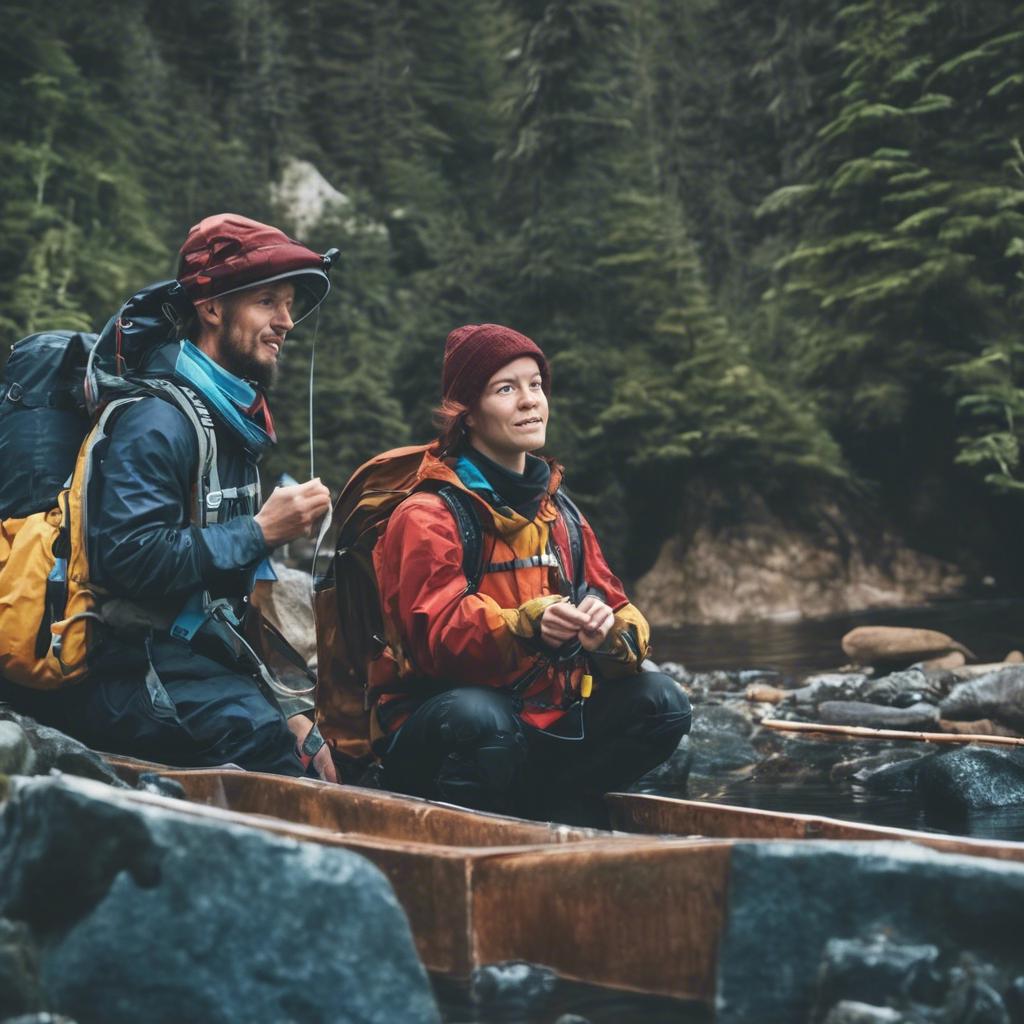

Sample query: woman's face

[465,356,548,469]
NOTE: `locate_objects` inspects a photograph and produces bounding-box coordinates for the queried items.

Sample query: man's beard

[220,317,278,391]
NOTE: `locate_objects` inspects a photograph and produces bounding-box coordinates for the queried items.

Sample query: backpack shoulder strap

[435,485,486,594]
[134,379,222,526]
[553,490,586,598]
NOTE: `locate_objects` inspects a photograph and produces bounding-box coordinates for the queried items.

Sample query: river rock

[630,735,692,791]
[716,841,1024,1024]
[842,626,974,669]
[0,1016,78,1024]
[940,668,1024,733]
[687,705,759,776]
[657,662,690,684]
[916,748,1024,818]
[0,918,45,1018]
[916,650,967,671]
[940,719,1021,738]
[0,774,439,1024]
[820,1003,905,1024]
[470,962,557,1018]
[862,668,951,707]
[943,974,1011,1024]
[0,721,36,776]
[811,934,941,1020]
[818,700,940,730]
[0,711,126,789]
[784,673,872,707]
[830,749,925,784]
[857,753,933,794]
[746,683,787,703]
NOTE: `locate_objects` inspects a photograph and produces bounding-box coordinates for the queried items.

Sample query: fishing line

[308,304,321,481]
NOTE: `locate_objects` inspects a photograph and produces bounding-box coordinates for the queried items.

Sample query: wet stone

[784,673,872,707]
[630,734,692,791]
[657,662,690,685]
[940,669,1024,733]
[1,774,439,1024]
[812,934,941,1021]
[820,1003,905,1024]
[830,749,926,785]
[0,711,126,789]
[916,748,1024,819]
[134,774,186,800]
[858,753,933,795]
[0,721,36,777]
[0,918,45,1018]
[470,962,558,1019]
[818,700,940,730]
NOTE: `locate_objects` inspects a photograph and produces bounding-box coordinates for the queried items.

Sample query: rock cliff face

[634,491,965,626]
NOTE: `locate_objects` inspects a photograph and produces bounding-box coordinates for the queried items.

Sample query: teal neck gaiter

[173,341,276,456]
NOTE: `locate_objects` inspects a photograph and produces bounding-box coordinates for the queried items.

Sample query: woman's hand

[539,596,615,651]
[575,595,615,651]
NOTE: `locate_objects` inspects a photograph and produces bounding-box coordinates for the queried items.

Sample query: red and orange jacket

[370,449,650,738]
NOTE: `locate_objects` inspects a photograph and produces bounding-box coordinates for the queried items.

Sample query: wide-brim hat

[177,213,334,325]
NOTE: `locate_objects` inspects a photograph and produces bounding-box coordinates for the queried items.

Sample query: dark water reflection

[652,597,1024,679]
[655,598,1024,843]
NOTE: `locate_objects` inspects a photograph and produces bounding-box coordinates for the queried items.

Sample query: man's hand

[254,478,331,549]
[575,595,615,651]
[286,714,338,783]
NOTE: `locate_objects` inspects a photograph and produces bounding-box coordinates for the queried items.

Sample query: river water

[437,599,1024,1023]
[652,597,1024,679]
[652,597,1024,842]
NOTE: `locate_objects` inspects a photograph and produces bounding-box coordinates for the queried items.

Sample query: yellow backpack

[0,387,217,690]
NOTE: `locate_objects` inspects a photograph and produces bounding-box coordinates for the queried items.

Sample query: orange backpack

[314,443,500,773]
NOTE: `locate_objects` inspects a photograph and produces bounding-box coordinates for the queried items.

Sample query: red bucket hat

[442,324,550,407]
[176,213,335,324]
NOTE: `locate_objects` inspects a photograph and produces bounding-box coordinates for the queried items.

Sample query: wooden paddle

[761,718,1024,748]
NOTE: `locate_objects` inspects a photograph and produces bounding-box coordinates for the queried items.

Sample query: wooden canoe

[103,756,1024,1002]
[105,757,729,1001]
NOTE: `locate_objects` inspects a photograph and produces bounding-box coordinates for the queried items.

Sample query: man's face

[211,282,296,389]
[465,356,548,466]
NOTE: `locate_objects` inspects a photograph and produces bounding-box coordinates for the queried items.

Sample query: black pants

[381,671,691,826]
[0,634,303,777]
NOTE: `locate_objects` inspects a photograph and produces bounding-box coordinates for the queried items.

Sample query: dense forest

[2,0,1023,591]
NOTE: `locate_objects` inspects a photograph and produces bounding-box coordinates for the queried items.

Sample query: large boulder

[0,711,126,788]
[940,668,1024,733]
[0,775,439,1024]
[841,626,974,670]
[716,840,1024,1024]
[916,747,1024,817]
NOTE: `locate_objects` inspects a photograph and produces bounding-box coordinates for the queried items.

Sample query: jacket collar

[415,447,564,531]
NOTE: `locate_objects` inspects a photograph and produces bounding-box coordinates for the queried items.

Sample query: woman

[371,323,691,825]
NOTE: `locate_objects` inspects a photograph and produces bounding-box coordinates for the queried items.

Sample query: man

[1,214,335,778]
[370,323,691,825]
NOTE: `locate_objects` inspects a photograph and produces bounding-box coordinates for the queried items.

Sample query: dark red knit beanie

[442,324,550,407]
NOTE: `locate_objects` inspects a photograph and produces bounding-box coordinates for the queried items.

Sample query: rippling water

[654,598,1024,842]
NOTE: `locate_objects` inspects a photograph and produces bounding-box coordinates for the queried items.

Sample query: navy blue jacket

[89,395,268,605]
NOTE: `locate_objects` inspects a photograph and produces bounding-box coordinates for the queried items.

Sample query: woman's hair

[433,396,470,455]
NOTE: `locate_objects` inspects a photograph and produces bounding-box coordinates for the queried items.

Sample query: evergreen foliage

[2,0,1023,580]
